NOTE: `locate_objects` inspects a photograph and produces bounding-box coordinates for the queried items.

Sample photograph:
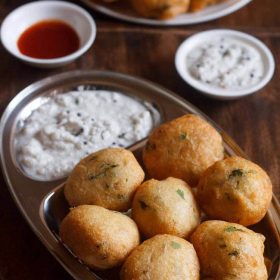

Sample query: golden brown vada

[60,205,140,270]
[64,148,144,211]
[120,234,200,280]
[191,220,267,280]
[132,177,200,238]
[197,156,272,226]
[142,114,224,186]
[131,0,190,20]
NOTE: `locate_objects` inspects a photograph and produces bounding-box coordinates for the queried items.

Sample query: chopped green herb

[228,250,239,257]
[219,244,227,249]
[117,194,125,200]
[176,189,185,200]
[179,132,187,140]
[171,241,181,249]
[100,163,118,169]
[139,200,149,210]
[229,169,243,179]
[225,226,244,233]
[228,169,245,189]
[88,163,119,181]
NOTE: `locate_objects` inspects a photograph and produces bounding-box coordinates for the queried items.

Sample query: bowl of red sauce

[0,1,96,68]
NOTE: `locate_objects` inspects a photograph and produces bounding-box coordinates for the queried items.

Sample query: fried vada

[131,0,190,20]
[60,205,140,270]
[132,177,200,238]
[64,148,144,211]
[190,0,225,12]
[191,220,267,280]
[120,234,200,280]
[197,156,272,226]
[143,114,224,186]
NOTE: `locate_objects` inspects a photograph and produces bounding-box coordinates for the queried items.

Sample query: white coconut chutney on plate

[15,88,156,180]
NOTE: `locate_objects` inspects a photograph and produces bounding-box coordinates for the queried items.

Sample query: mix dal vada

[64,148,144,211]
[132,177,200,238]
[197,156,272,226]
[191,220,267,280]
[120,234,200,280]
[60,205,140,270]
[143,114,224,186]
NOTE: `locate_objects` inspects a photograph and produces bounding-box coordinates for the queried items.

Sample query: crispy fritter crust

[60,205,140,270]
[131,0,191,19]
[120,234,200,280]
[64,148,144,211]
[190,0,225,12]
[191,220,268,280]
[197,156,272,226]
[132,177,200,238]
[142,114,224,186]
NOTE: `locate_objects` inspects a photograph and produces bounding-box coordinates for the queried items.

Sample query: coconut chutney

[15,89,155,180]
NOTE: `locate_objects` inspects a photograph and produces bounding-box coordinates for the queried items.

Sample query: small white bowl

[175,29,275,100]
[0,1,96,68]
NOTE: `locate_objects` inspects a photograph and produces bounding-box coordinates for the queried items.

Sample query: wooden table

[0,0,279,279]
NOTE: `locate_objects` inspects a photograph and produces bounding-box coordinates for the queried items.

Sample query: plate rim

[79,0,253,26]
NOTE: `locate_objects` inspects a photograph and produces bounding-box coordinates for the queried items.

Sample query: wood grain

[0,0,279,279]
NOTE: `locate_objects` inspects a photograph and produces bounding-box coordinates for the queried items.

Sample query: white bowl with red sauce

[0,1,96,68]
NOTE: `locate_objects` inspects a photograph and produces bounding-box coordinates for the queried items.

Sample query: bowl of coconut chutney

[175,29,275,100]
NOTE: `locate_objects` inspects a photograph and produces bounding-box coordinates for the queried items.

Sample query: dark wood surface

[0,0,279,279]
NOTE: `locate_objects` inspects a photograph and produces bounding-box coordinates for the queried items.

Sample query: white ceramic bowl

[0,1,96,68]
[175,29,275,100]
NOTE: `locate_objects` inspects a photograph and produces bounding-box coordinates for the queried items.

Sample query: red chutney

[17,20,80,59]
